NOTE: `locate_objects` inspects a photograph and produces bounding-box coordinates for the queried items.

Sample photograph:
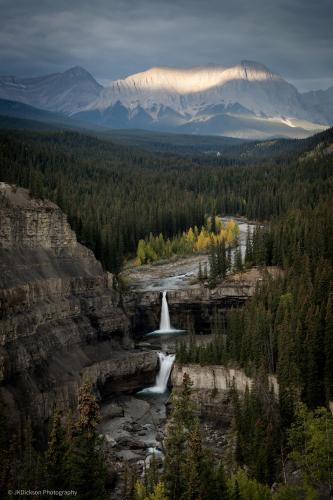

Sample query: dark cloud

[0,0,332,91]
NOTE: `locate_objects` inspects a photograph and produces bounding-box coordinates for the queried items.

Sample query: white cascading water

[143,352,175,394]
[139,291,178,394]
[159,291,172,332]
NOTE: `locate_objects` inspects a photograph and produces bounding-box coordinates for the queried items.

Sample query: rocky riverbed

[99,393,168,496]
[122,217,255,292]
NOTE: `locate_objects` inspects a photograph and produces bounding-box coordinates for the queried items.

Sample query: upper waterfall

[159,291,172,332]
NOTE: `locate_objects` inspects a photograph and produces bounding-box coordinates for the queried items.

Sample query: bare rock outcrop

[0,183,157,423]
[171,363,279,396]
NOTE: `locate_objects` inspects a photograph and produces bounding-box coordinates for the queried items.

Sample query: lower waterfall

[140,352,175,394]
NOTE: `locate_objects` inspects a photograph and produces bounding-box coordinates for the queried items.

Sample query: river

[122,216,255,292]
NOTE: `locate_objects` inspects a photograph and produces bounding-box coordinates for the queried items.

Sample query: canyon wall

[125,284,254,335]
[0,183,157,424]
[171,363,279,396]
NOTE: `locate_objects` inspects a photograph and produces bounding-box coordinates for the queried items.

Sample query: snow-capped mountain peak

[104,61,281,96]
[0,61,330,139]
[87,61,300,119]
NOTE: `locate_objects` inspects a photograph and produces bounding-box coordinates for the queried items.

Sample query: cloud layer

[0,0,332,91]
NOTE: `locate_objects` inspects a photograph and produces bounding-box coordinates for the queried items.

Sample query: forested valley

[0,128,332,273]
[0,126,333,499]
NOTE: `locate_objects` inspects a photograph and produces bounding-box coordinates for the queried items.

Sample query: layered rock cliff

[171,363,279,396]
[125,282,255,336]
[0,183,157,424]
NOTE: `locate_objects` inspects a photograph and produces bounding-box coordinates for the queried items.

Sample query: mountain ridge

[0,62,331,139]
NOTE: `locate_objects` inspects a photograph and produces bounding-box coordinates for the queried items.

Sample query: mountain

[0,66,103,114]
[0,62,329,139]
[0,98,78,125]
[302,86,333,125]
[0,98,110,133]
[89,62,308,118]
[75,61,327,139]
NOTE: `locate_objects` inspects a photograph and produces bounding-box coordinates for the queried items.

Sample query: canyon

[0,182,157,426]
[0,184,278,495]
[0,188,274,424]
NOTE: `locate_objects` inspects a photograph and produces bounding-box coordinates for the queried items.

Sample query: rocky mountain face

[301,86,333,125]
[86,61,310,120]
[0,66,103,114]
[71,61,330,139]
[0,183,157,425]
[0,61,331,139]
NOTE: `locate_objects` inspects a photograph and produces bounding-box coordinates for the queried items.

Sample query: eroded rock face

[0,183,157,423]
[125,284,253,335]
[171,363,279,396]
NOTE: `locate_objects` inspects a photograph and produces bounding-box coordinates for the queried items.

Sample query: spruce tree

[234,246,243,273]
[0,397,10,498]
[68,383,108,500]
[183,420,203,500]
[46,411,69,489]
[324,296,333,403]
[164,374,196,499]
[198,261,203,282]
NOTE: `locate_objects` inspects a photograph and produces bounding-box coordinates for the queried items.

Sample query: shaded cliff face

[125,284,254,336]
[0,183,157,423]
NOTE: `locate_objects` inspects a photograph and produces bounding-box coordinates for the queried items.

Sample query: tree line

[136,218,239,265]
[0,128,332,274]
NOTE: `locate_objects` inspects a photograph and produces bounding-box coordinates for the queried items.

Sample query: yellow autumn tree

[218,228,227,243]
[195,229,210,251]
[186,227,195,245]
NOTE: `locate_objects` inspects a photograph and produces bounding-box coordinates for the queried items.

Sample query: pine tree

[20,418,46,490]
[304,306,325,408]
[164,374,196,499]
[276,293,301,424]
[211,462,229,500]
[68,383,108,500]
[234,246,243,272]
[183,420,203,500]
[0,397,10,497]
[324,296,333,403]
[231,480,241,500]
[245,226,253,267]
[288,403,333,497]
[203,263,208,280]
[198,261,203,282]
[46,411,69,489]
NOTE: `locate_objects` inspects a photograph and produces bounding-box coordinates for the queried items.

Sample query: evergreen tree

[164,374,196,499]
[245,226,253,267]
[288,403,333,497]
[0,398,11,498]
[276,293,301,424]
[68,383,108,500]
[20,418,46,490]
[46,411,69,489]
[198,261,203,282]
[324,296,333,403]
[234,246,243,272]
[183,420,203,500]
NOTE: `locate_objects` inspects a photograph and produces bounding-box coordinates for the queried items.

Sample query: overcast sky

[0,0,332,91]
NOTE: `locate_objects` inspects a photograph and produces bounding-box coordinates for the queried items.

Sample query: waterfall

[145,290,185,336]
[159,291,172,332]
[141,352,175,394]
